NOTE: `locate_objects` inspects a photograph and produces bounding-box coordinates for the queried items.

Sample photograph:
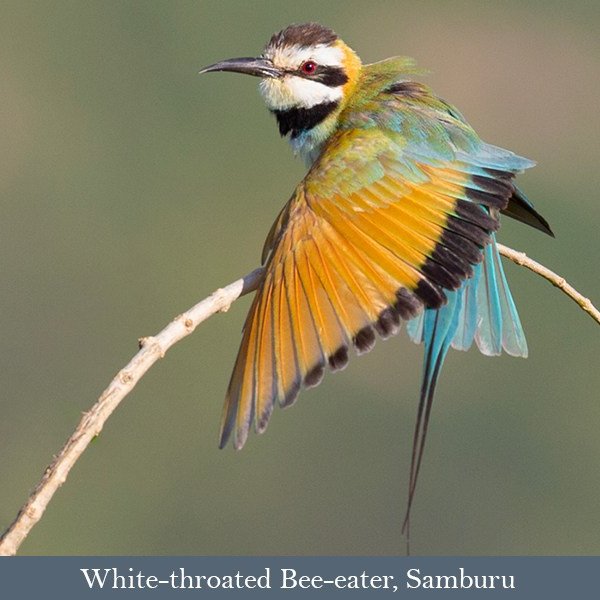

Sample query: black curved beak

[199,57,282,78]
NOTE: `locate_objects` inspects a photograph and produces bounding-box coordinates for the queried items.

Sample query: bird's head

[200,23,362,142]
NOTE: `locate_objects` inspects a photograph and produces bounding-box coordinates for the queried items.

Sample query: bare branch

[0,245,597,555]
[0,268,264,556]
[498,244,600,326]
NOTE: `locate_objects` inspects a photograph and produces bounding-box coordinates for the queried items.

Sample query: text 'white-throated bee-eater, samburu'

[200,23,553,542]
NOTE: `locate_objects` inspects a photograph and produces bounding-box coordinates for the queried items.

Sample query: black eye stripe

[292,65,348,87]
[316,66,349,87]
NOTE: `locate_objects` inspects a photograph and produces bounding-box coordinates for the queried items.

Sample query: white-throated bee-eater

[200,23,552,534]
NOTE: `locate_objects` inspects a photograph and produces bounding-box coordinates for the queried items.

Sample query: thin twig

[0,268,265,556]
[497,244,600,325]
[0,247,598,556]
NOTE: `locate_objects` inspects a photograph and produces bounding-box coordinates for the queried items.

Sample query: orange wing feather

[220,128,505,449]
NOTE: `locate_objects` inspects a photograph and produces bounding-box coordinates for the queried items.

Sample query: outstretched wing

[220,120,527,449]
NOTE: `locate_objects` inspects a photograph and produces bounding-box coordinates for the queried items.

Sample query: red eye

[300,60,317,75]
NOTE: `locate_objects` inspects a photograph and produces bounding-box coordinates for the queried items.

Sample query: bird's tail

[402,235,527,543]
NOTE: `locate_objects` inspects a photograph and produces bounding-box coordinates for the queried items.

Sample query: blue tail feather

[488,242,528,357]
[475,242,504,355]
[402,291,462,538]
[449,260,481,351]
[407,236,527,356]
[402,236,527,540]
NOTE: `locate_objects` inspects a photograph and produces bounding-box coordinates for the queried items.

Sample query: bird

[200,22,553,538]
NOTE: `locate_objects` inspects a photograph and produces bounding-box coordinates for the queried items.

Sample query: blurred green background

[1,0,599,556]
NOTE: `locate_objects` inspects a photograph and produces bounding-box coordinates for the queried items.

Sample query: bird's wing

[220,121,530,449]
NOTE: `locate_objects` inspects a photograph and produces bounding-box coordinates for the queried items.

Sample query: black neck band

[272,101,339,138]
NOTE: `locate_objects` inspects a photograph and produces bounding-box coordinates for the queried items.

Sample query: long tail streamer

[403,235,528,549]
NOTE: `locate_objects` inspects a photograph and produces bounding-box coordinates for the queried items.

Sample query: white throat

[260,77,342,111]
